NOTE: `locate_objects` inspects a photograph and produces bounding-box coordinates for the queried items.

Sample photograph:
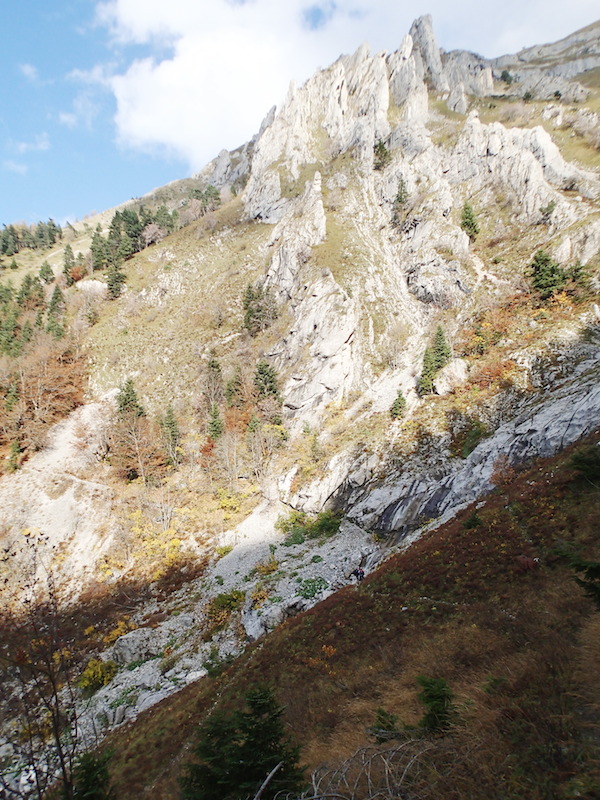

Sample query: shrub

[276,510,342,542]
[461,202,479,241]
[297,576,329,599]
[210,590,245,613]
[390,390,406,420]
[529,249,566,299]
[500,69,513,84]
[243,284,277,336]
[568,445,600,483]
[374,140,392,171]
[77,659,118,695]
[416,675,455,733]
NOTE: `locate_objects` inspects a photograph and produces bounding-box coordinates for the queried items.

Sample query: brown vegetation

[96,430,600,799]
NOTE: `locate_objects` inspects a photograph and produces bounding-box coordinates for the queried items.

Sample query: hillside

[0,14,599,800]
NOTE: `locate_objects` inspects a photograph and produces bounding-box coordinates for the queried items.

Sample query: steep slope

[1,17,600,793]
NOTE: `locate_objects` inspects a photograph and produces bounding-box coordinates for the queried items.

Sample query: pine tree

[180,686,303,800]
[432,325,451,370]
[390,390,407,419]
[39,260,54,283]
[461,202,479,241]
[254,360,279,399]
[48,285,65,316]
[418,347,436,395]
[106,264,126,299]
[117,378,144,417]
[530,249,566,299]
[63,243,75,286]
[161,404,181,466]
[208,403,224,440]
[71,751,115,800]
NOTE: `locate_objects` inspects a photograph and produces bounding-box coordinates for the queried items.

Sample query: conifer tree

[208,403,224,440]
[106,264,126,299]
[390,389,407,419]
[117,378,144,417]
[181,686,303,800]
[48,285,65,316]
[432,325,451,370]
[418,347,436,395]
[63,243,75,286]
[39,260,54,284]
[254,360,279,399]
[529,249,566,299]
[461,202,479,241]
[161,404,181,466]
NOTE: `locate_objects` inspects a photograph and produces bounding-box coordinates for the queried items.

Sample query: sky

[1,0,598,226]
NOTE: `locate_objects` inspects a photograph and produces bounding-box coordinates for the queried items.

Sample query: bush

[180,686,303,800]
[210,590,245,613]
[390,390,406,420]
[77,659,118,695]
[416,676,455,733]
[374,140,392,171]
[276,510,342,542]
[568,445,600,483]
[461,202,479,241]
[529,249,566,299]
[297,576,329,599]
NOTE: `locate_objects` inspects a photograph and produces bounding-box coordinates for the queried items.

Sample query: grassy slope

[101,432,600,800]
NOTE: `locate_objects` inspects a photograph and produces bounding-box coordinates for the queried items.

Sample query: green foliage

[106,263,126,299]
[569,557,600,610]
[117,379,145,417]
[39,260,54,283]
[189,184,221,213]
[390,390,406,420]
[523,90,534,102]
[418,326,451,396]
[374,140,392,171]
[243,283,278,336]
[70,751,115,800]
[463,512,482,529]
[568,445,600,483]
[369,707,401,743]
[210,590,245,613]
[202,645,234,678]
[160,404,181,466]
[418,347,436,396]
[180,686,303,800]
[63,243,75,286]
[254,360,279,399]
[77,659,118,696]
[500,69,513,84]
[297,576,329,599]
[529,249,566,299]
[461,202,479,241]
[539,199,556,224]
[391,178,409,226]
[207,403,224,439]
[416,675,455,733]
[276,510,342,544]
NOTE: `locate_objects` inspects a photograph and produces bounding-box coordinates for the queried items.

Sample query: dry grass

[95,431,600,799]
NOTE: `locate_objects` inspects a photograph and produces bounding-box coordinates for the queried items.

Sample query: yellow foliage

[103,617,136,645]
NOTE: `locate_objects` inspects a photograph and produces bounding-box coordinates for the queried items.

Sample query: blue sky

[1,0,598,226]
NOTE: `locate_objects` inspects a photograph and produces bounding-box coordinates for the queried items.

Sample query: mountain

[0,15,599,800]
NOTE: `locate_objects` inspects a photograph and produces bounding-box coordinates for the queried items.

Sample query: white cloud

[3,160,28,175]
[12,133,50,155]
[58,92,101,129]
[19,63,39,82]
[93,0,600,172]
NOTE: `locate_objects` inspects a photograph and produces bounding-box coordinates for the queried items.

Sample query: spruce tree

[461,202,479,241]
[39,260,54,283]
[208,403,224,440]
[254,360,279,399]
[390,390,407,419]
[432,325,451,370]
[418,347,436,395]
[63,243,75,286]
[106,264,126,299]
[161,404,181,466]
[180,686,303,800]
[117,378,144,417]
[530,249,566,299]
